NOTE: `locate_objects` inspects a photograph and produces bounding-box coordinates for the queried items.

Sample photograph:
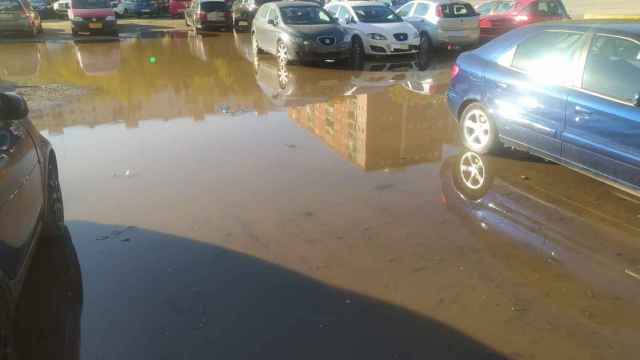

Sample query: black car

[30,0,54,19]
[251,1,352,65]
[0,93,65,356]
[231,0,277,31]
[185,0,232,32]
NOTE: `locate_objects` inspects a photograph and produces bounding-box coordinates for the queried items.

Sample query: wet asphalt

[1,31,640,360]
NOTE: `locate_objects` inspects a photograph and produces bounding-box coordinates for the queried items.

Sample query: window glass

[395,1,413,17]
[440,3,475,17]
[325,4,337,16]
[280,5,333,24]
[476,1,494,15]
[512,30,585,83]
[583,35,640,103]
[256,4,268,18]
[336,6,348,19]
[267,6,278,21]
[537,0,565,16]
[0,0,21,11]
[494,0,514,13]
[413,2,429,17]
[201,1,227,11]
[352,5,401,23]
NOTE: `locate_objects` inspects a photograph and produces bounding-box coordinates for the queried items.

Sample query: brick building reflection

[288,89,457,171]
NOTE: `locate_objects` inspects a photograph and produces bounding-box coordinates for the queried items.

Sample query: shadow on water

[62,221,506,360]
[14,227,82,360]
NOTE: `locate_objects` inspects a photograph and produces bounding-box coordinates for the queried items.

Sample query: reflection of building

[288,89,454,171]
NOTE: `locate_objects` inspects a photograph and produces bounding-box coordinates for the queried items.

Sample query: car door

[0,115,44,279]
[563,34,640,190]
[264,5,280,53]
[483,29,587,158]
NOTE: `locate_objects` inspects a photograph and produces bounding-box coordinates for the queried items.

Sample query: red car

[475,0,569,41]
[169,0,191,17]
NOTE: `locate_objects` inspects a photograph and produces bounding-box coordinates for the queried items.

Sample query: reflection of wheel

[460,103,499,154]
[277,64,289,90]
[37,23,43,34]
[452,151,494,201]
[276,39,290,65]
[351,36,364,70]
[42,156,65,239]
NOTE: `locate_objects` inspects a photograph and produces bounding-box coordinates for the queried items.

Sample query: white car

[395,0,479,51]
[325,1,420,56]
[53,0,70,18]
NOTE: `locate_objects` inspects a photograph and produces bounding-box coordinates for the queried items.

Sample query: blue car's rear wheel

[460,103,498,154]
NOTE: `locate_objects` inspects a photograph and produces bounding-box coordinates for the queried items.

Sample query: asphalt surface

[1,24,640,360]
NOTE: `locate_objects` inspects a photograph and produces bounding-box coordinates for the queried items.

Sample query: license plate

[238,20,248,26]
[207,12,223,21]
[89,22,103,29]
[395,44,409,50]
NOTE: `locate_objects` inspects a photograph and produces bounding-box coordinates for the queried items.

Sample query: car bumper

[289,40,351,61]
[366,38,420,55]
[72,19,117,32]
[198,19,232,29]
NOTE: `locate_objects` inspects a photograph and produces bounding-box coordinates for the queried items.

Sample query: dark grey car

[251,1,352,64]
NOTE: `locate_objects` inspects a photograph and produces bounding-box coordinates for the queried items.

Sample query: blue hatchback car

[448,21,640,196]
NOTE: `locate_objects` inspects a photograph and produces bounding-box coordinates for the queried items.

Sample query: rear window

[71,0,110,8]
[0,0,22,11]
[440,3,476,18]
[353,5,401,23]
[494,0,515,13]
[200,1,227,11]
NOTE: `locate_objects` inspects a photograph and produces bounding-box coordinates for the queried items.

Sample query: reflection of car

[325,1,420,57]
[0,0,43,37]
[448,22,640,196]
[255,57,352,107]
[396,0,479,51]
[231,0,277,31]
[115,0,160,17]
[53,0,70,17]
[69,0,118,35]
[0,93,65,356]
[475,0,568,41]
[441,150,640,302]
[252,1,352,65]
[0,43,41,77]
[185,0,232,32]
[74,39,121,75]
[169,0,190,17]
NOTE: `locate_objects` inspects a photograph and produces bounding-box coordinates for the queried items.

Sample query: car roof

[275,1,320,8]
[536,20,640,38]
[338,1,388,7]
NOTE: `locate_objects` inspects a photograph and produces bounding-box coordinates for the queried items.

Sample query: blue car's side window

[582,35,640,104]
[510,30,585,85]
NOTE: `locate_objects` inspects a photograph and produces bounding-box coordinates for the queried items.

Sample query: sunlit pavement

[2,27,640,360]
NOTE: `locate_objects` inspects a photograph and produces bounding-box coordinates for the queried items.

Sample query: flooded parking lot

[2,32,640,359]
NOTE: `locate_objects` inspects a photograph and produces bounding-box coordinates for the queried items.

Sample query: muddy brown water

[2,32,640,360]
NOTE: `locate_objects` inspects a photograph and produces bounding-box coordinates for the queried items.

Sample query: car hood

[70,8,115,17]
[356,21,417,37]
[285,24,344,39]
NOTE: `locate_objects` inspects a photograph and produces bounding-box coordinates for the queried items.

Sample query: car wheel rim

[463,109,491,150]
[459,152,485,190]
[277,42,288,65]
[278,64,289,89]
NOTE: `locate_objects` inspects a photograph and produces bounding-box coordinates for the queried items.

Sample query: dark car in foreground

[231,0,277,31]
[0,93,65,355]
[185,0,231,32]
[0,0,43,37]
[475,0,568,41]
[252,1,352,65]
[448,21,640,197]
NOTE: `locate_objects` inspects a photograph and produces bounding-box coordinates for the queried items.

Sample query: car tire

[419,32,431,55]
[42,156,65,240]
[452,151,494,201]
[460,103,499,154]
[350,35,364,70]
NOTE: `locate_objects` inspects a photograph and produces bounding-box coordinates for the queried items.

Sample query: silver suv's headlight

[368,33,387,41]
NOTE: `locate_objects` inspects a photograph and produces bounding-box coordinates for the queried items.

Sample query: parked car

[53,0,70,17]
[169,0,189,17]
[395,1,479,52]
[31,0,54,19]
[231,0,277,31]
[115,0,160,17]
[69,0,117,35]
[252,1,352,64]
[0,0,43,37]
[475,0,568,41]
[0,92,65,356]
[447,21,640,196]
[185,0,232,32]
[325,1,420,57]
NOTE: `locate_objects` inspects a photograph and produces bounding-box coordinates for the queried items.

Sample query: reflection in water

[14,228,82,360]
[74,39,121,76]
[0,43,42,79]
[441,151,640,308]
